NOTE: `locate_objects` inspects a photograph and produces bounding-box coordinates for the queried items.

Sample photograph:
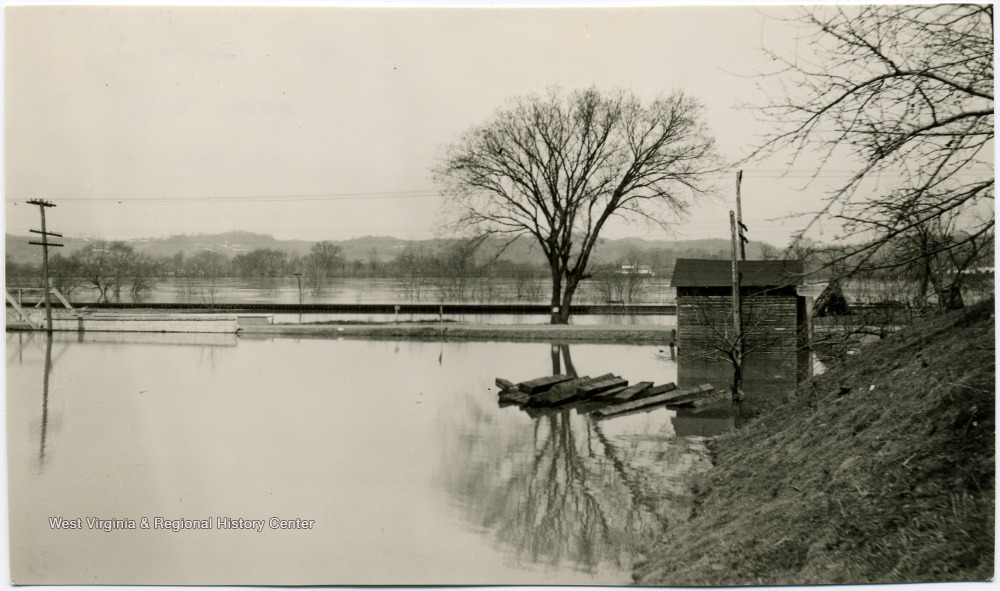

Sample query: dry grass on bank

[636,300,995,586]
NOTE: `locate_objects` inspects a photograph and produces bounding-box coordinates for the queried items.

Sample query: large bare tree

[753,5,993,305]
[436,87,719,324]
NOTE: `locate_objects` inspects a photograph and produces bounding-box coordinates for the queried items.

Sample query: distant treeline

[5,238,728,303]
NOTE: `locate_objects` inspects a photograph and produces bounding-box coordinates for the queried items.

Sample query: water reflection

[673,344,814,429]
[551,343,577,376]
[272,312,675,326]
[65,277,678,307]
[10,336,685,585]
[442,343,712,580]
[38,335,52,469]
[444,402,702,577]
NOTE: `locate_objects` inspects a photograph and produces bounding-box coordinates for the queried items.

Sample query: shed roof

[670,258,804,288]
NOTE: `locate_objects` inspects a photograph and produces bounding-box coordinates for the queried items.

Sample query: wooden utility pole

[730,210,744,402]
[729,211,742,345]
[735,170,748,260]
[26,199,63,332]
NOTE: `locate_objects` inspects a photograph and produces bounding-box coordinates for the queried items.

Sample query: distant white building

[619,263,654,276]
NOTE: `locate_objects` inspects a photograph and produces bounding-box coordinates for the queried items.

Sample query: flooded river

[6,332,718,585]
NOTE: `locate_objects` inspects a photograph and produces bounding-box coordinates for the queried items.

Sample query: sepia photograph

[3,1,994,587]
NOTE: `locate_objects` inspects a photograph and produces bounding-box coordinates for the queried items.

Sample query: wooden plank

[644,382,678,397]
[576,376,628,399]
[526,376,591,407]
[5,290,39,328]
[661,384,717,406]
[594,384,715,418]
[592,391,685,418]
[495,377,515,391]
[516,374,574,394]
[596,381,654,403]
[51,288,74,310]
[498,390,532,406]
[592,403,674,421]
[674,389,729,409]
[526,373,615,407]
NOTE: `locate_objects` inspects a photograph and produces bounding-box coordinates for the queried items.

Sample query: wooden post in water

[293,272,303,305]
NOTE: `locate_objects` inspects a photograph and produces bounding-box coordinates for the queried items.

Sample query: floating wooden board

[516,374,574,394]
[596,381,654,403]
[645,383,678,397]
[674,389,730,409]
[495,378,515,391]
[661,384,717,406]
[526,373,617,407]
[593,384,715,418]
[576,376,628,399]
[526,376,592,407]
[498,390,533,406]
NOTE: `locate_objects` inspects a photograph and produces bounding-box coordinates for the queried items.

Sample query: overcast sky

[5,3,850,246]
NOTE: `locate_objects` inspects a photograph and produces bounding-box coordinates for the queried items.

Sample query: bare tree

[47,253,84,298]
[435,237,483,301]
[753,5,993,296]
[73,241,133,302]
[394,244,430,301]
[232,248,287,279]
[127,252,159,301]
[437,87,719,324]
[687,295,791,402]
[592,263,651,303]
[881,207,993,310]
[512,267,544,301]
[305,241,344,293]
[184,250,229,306]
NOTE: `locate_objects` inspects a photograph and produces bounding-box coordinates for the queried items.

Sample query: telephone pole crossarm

[26,199,59,332]
[30,229,63,237]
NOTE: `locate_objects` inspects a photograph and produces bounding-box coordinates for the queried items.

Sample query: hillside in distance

[5,231,777,268]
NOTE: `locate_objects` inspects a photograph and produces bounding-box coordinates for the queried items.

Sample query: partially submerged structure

[671,259,810,399]
[672,258,806,354]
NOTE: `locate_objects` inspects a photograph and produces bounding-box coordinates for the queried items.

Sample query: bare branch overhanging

[748,4,993,278]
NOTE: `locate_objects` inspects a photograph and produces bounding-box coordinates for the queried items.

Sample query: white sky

[4,3,854,246]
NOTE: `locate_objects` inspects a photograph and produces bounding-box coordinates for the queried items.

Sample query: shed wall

[677,291,800,357]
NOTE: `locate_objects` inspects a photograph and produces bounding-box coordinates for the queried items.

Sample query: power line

[6,190,441,204]
[5,166,990,205]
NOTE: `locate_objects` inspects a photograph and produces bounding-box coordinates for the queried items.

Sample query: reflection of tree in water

[441,344,705,575]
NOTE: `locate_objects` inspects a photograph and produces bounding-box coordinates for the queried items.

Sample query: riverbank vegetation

[6,233,735,304]
[635,299,995,585]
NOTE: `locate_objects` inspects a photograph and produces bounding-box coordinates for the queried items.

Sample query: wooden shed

[671,258,808,359]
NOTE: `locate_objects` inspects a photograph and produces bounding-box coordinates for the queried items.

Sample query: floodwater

[7,332,718,585]
[50,276,678,306]
[271,311,675,326]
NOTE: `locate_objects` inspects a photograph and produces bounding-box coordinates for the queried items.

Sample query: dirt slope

[635,300,995,585]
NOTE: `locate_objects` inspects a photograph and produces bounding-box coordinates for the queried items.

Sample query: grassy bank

[636,300,995,585]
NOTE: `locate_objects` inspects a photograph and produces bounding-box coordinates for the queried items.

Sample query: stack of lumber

[495,372,722,418]
[591,384,716,418]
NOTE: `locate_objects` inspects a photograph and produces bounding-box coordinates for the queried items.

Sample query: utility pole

[26,199,63,332]
[729,210,743,400]
[735,170,748,260]
[730,211,742,348]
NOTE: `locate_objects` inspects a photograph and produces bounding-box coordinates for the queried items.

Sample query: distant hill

[5,231,777,269]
